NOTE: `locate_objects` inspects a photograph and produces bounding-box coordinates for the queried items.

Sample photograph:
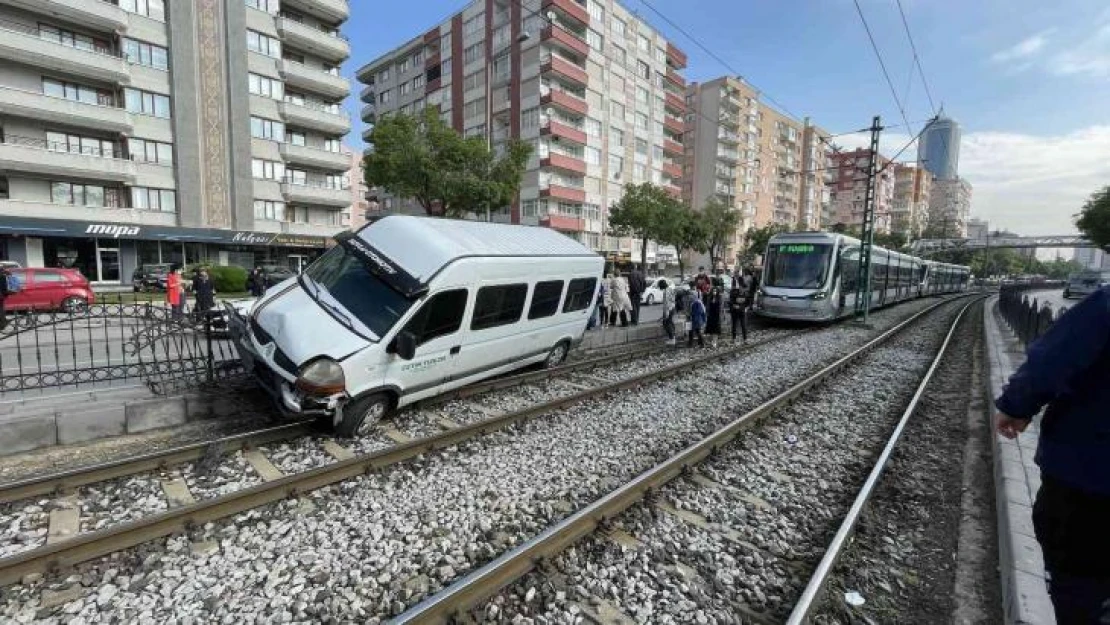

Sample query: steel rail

[0,320,792,586]
[784,297,981,624]
[0,338,672,505]
[391,295,979,623]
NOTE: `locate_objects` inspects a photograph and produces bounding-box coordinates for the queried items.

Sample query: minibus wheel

[336,393,391,437]
[543,341,569,369]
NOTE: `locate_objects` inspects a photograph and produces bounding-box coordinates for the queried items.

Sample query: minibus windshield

[302,245,414,339]
[764,243,833,288]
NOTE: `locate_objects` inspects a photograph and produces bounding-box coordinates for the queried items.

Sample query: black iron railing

[0,295,243,395]
[997,285,1068,347]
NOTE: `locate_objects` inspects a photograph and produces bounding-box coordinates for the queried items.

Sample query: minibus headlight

[295,357,346,396]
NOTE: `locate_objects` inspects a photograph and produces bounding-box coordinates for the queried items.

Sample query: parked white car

[641,277,679,305]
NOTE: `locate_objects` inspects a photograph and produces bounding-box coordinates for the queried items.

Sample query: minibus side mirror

[394,331,417,360]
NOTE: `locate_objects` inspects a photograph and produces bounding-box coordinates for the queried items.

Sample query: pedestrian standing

[705,283,723,347]
[628,265,646,326]
[728,273,750,343]
[662,279,677,345]
[994,286,1110,625]
[249,267,266,297]
[687,290,706,347]
[599,278,611,328]
[609,274,631,327]
[166,264,184,321]
[694,266,711,296]
[192,269,216,321]
[0,265,10,331]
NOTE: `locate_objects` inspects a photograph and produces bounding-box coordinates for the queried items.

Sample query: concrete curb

[983,296,1055,625]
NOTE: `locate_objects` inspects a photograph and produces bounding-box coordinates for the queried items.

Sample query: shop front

[0,216,331,286]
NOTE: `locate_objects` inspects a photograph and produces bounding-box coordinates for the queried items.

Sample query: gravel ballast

[1,298,953,623]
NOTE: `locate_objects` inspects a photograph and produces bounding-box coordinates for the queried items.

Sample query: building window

[379,89,391,104]
[587,29,604,51]
[128,138,173,164]
[123,38,168,70]
[285,130,306,146]
[464,15,482,35]
[463,42,482,65]
[638,34,650,52]
[250,116,285,141]
[521,107,540,131]
[39,25,111,55]
[130,187,176,212]
[522,199,539,217]
[611,45,626,66]
[245,0,280,14]
[610,126,624,147]
[400,81,411,95]
[399,57,410,74]
[608,153,623,176]
[412,48,424,65]
[253,200,283,221]
[610,101,624,119]
[413,74,425,90]
[612,18,626,38]
[324,138,341,152]
[45,132,117,158]
[251,158,285,181]
[636,112,649,130]
[583,117,601,138]
[246,30,281,57]
[584,146,601,165]
[118,0,165,21]
[51,182,121,207]
[637,60,650,80]
[41,78,113,106]
[462,97,486,119]
[124,88,171,118]
[378,68,390,84]
[248,73,284,99]
[635,138,648,155]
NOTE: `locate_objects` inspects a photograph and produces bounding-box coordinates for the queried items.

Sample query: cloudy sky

[345,0,1110,236]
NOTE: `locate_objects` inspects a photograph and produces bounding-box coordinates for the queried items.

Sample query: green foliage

[184,263,248,293]
[608,183,681,268]
[698,196,741,267]
[363,108,532,218]
[655,202,707,279]
[1075,185,1110,249]
[742,224,790,260]
[873,231,908,250]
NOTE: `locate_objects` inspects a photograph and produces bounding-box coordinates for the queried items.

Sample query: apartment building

[683,76,830,262]
[356,0,689,267]
[827,148,895,235]
[345,145,369,230]
[0,0,351,284]
[927,177,972,238]
[891,163,931,239]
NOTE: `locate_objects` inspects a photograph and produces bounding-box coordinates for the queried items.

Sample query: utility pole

[855,116,882,321]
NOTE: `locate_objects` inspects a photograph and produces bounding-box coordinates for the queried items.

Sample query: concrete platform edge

[984,296,1055,625]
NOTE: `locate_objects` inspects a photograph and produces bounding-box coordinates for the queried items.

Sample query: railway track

[0,323,804,585]
[392,295,984,623]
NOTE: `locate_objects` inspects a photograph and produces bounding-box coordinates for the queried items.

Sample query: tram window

[841,258,859,292]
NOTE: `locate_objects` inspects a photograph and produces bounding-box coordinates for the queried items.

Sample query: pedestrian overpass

[909,235,1098,255]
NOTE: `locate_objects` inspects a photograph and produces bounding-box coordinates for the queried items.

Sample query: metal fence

[997,286,1068,347]
[0,295,243,395]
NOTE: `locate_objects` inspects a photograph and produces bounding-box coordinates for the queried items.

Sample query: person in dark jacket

[705,284,723,347]
[0,266,10,331]
[628,265,646,326]
[248,267,265,297]
[728,277,749,343]
[994,286,1110,625]
[192,269,216,318]
[687,290,706,348]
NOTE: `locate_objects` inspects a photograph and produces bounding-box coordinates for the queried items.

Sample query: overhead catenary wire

[894,0,937,116]
[852,0,914,137]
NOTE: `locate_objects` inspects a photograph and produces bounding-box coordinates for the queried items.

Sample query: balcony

[540,120,587,145]
[663,138,683,155]
[540,89,588,117]
[360,104,376,124]
[8,0,128,31]
[542,0,590,26]
[281,60,350,100]
[362,126,373,143]
[662,162,683,179]
[665,91,685,113]
[664,115,684,134]
[0,85,132,133]
[277,18,351,62]
[666,43,688,70]
[717,130,740,144]
[279,143,349,171]
[540,214,585,232]
[541,153,587,176]
[666,68,686,88]
[360,84,375,103]
[665,184,682,198]
[281,181,351,207]
[541,25,589,58]
[0,135,136,183]
[280,100,351,135]
[541,55,588,87]
[281,0,349,23]
[539,184,586,203]
[0,20,130,85]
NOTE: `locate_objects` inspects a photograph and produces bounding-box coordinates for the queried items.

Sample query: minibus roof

[356,216,600,283]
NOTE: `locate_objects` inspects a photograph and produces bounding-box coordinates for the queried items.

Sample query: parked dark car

[131,263,172,292]
[259,264,295,288]
[4,268,96,312]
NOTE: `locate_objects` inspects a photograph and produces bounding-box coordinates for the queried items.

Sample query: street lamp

[485,30,531,222]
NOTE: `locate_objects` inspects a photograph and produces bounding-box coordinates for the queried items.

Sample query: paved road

[1027,289,1071,312]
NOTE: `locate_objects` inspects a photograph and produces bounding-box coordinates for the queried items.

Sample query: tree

[655,202,707,280]
[608,182,676,269]
[363,108,531,218]
[698,196,741,268]
[742,224,790,262]
[1075,185,1110,249]
[873,231,908,250]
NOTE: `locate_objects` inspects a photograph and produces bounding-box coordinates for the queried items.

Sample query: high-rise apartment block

[928,177,972,237]
[682,76,829,261]
[917,115,960,181]
[0,0,353,282]
[357,0,689,266]
[827,148,894,235]
[891,163,931,239]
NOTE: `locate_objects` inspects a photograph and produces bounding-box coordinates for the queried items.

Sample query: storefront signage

[231,232,273,245]
[0,216,336,249]
[86,224,142,238]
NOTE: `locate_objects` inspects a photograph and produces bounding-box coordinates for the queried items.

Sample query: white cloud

[832,126,1110,236]
[1048,23,1110,78]
[990,31,1052,64]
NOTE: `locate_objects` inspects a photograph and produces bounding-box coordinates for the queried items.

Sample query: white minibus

[228,216,604,436]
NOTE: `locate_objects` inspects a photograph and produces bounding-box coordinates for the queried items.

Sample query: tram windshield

[764,243,834,289]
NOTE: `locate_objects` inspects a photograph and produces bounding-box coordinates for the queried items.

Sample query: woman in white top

[608,274,632,327]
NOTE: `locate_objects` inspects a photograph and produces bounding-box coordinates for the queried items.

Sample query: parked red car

[4,268,96,313]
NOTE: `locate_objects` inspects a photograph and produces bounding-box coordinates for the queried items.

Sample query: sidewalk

[983,295,1055,625]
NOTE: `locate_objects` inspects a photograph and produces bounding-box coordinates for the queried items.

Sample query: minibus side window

[472,284,528,331]
[402,289,468,346]
[563,278,598,312]
[528,280,565,320]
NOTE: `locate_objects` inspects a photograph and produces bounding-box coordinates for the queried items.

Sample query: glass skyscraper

[917,116,961,180]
